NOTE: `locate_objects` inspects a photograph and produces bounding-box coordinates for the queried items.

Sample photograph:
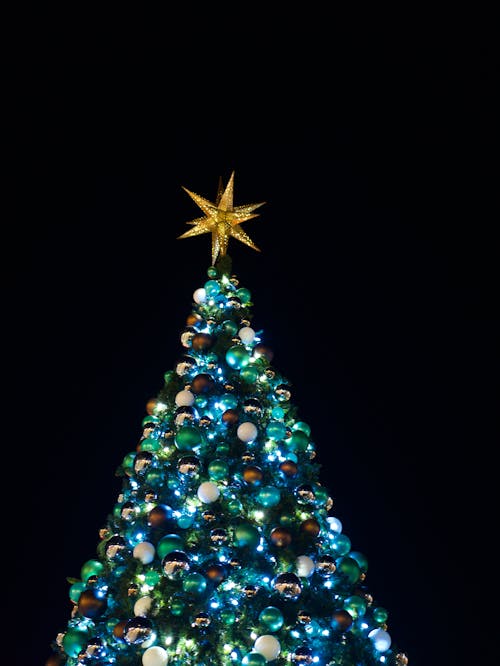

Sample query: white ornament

[296,555,315,577]
[368,628,392,652]
[175,390,195,407]
[237,421,258,443]
[197,481,220,503]
[193,288,206,304]
[327,516,343,533]
[133,541,155,565]
[134,596,153,617]
[254,635,281,661]
[143,645,169,665]
[238,326,255,344]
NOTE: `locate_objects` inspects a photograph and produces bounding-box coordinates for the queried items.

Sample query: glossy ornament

[123,617,154,644]
[134,596,153,617]
[133,541,155,564]
[222,408,239,425]
[157,534,183,559]
[175,425,202,450]
[343,595,367,619]
[256,486,281,507]
[175,355,197,376]
[193,288,206,304]
[300,518,320,537]
[243,465,263,484]
[272,572,302,599]
[193,611,211,628]
[81,559,104,583]
[296,555,315,578]
[183,572,207,596]
[162,550,190,579]
[291,646,314,663]
[254,634,281,661]
[197,481,220,503]
[191,373,215,394]
[62,629,88,658]
[177,455,201,476]
[148,504,172,528]
[210,528,228,545]
[275,383,291,401]
[192,333,213,351]
[242,653,266,666]
[77,589,107,618]
[238,326,255,344]
[315,555,336,576]
[69,581,86,604]
[270,526,292,547]
[243,397,262,415]
[368,628,391,652]
[295,484,316,504]
[105,535,127,559]
[226,345,250,369]
[331,610,353,632]
[235,523,260,548]
[208,459,229,481]
[174,405,198,427]
[331,533,351,556]
[253,343,274,362]
[237,421,258,442]
[279,460,298,477]
[143,645,170,666]
[134,450,154,474]
[335,556,361,585]
[259,606,284,632]
[205,563,226,584]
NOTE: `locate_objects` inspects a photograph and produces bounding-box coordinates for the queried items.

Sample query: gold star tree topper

[178,171,265,265]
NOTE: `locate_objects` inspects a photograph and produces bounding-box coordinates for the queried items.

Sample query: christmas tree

[47,173,408,666]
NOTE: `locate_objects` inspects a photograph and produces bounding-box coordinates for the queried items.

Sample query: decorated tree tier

[47,173,408,666]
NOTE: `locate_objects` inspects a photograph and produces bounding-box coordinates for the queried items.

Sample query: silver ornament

[105,535,128,559]
[241,450,256,463]
[144,489,158,503]
[123,617,154,644]
[243,584,258,598]
[181,326,197,347]
[297,610,311,624]
[199,415,212,427]
[177,455,201,476]
[396,654,409,665]
[134,451,154,474]
[176,355,197,376]
[243,398,262,415]
[315,555,337,576]
[292,645,314,663]
[226,295,241,309]
[193,612,211,628]
[202,509,217,522]
[272,572,302,599]
[162,550,190,578]
[120,501,137,521]
[210,528,228,545]
[174,405,198,426]
[85,637,105,658]
[275,384,291,401]
[295,484,316,504]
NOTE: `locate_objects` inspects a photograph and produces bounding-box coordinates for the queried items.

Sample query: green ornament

[69,581,86,604]
[142,415,160,428]
[145,470,163,487]
[343,595,367,619]
[177,514,195,529]
[271,406,284,419]
[240,366,259,384]
[216,443,230,456]
[183,572,207,596]
[349,551,369,573]
[204,280,221,296]
[256,486,281,507]
[170,597,185,616]
[222,319,239,336]
[219,393,239,410]
[220,609,236,625]
[314,485,329,506]
[157,534,184,559]
[144,570,161,587]
[286,430,309,452]
[259,606,284,632]
[62,629,88,658]
[227,499,243,515]
[175,425,202,450]
[235,523,260,548]
[122,451,136,470]
[242,653,267,666]
[266,421,287,441]
[331,533,351,556]
[336,556,361,585]
[372,607,389,624]
[208,459,229,481]
[207,266,218,278]
[80,559,104,583]
[293,421,311,436]
[236,287,251,303]
[140,437,161,452]
[226,345,250,369]
[163,371,174,383]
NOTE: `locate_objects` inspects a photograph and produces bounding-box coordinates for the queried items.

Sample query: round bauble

[331,610,353,632]
[368,628,391,652]
[243,465,263,484]
[191,373,215,394]
[62,629,88,658]
[205,563,226,584]
[105,535,128,559]
[275,383,291,401]
[208,459,229,481]
[291,646,314,664]
[243,397,262,415]
[296,555,315,578]
[133,541,155,564]
[77,589,107,618]
[279,460,298,477]
[395,653,409,665]
[270,526,292,547]
[174,425,202,450]
[181,326,196,348]
[175,355,197,376]
[237,421,258,443]
[234,523,260,549]
[162,550,190,578]
[148,504,172,528]
[197,481,220,503]
[174,405,198,426]
[297,610,311,624]
[193,287,206,304]
[134,450,154,474]
[183,572,207,596]
[210,528,228,545]
[242,653,266,666]
[113,620,127,639]
[193,612,211,628]
[256,486,281,507]
[134,596,153,617]
[222,408,239,425]
[243,584,258,598]
[202,509,217,522]
[177,455,201,476]
[254,635,281,661]
[123,617,154,644]
[336,556,361,585]
[226,345,250,369]
[157,534,183,559]
[252,343,274,362]
[272,572,302,599]
[192,333,213,352]
[258,606,284,632]
[143,645,169,666]
[238,326,255,344]
[315,555,336,576]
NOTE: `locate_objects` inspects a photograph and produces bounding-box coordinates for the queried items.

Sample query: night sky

[5,28,497,666]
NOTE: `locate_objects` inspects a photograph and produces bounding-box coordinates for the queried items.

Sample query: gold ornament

[178,171,265,265]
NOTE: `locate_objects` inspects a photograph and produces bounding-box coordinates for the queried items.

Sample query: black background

[4,16,497,666]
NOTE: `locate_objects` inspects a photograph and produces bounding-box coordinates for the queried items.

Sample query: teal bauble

[259,606,284,632]
[372,607,388,624]
[314,485,329,507]
[271,406,284,419]
[144,570,161,587]
[349,551,369,573]
[175,425,202,450]
[140,437,161,452]
[236,287,251,303]
[286,430,309,452]
[240,366,259,383]
[256,486,281,507]
[226,345,250,369]
[183,572,207,596]
[331,533,351,556]
[122,451,136,471]
[62,629,88,658]
[144,470,163,487]
[157,534,184,559]
[293,421,311,436]
[80,559,104,583]
[343,595,367,619]
[222,319,239,336]
[266,421,287,441]
[235,523,260,548]
[227,499,243,515]
[177,513,195,529]
[336,556,361,585]
[142,415,160,428]
[208,459,229,481]
[207,266,218,278]
[69,581,86,604]
[204,280,221,297]
[242,653,267,666]
[219,393,239,410]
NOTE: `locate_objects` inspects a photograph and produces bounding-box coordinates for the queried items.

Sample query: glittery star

[178,171,265,265]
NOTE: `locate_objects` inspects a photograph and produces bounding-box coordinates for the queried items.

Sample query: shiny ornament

[254,634,281,661]
[372,607,389,624]
[349,550,369,573]
[193,287,206,304]
[336,556,361,585]
[222,319,239,335]
[146,398,158,415]
[133,541,155,564]
[175,355,197,376]
[191,373,215,394]
[259,606,284,632]
[157,534,183,559]
[295,484,316,504]
[264,367,276,379]
[272,572,302,599]
[297,610,311,624]
[242,653,266,666]
[134,451,154,474]
[331,533,351,556]
[331,610,353,632]
[183,572,207,596]
[395,653,409,665]
[291,646,314,664]
[143,645,169,666]
[237,421,258,442]
[275,384,291,401]
[162,550,190,578]
[62,629,88,658]
[205,563,226,584]
[256,486,281,507]
[144,489,158,502]
[199,414,212,427]
[327,516,343,533]
[300,518,320,537]
[134,596,153,617]
[175,425,202,450]
[105,535,127,559]
[204,279,220,296]
[226,294,242,309]
[315,555,336,576]
[80,560,104,583]
[266,420,287,440]
[279,460,298,477]
[113,620,127,639]
[210,528,228,545]
[368,628,391,652]
[198,481,220,503]
[208,459,229,481]
[243,584,258,598]
[226,345,250,369]
[128,583,140,596]
[270,526,292,547]
[174,405,198,426]
[120,501,137,520]
[241,450,256,463]
[243,465,263,484]
[235,523,260,548]
[222,408,239,425]
[192,333,213,351]
[202,509,217,522]
[177,455,201,476]
[77,589,107,618]
[240,366,259,383]
[84,637,105,658]
[148,505,172,529]
[186,313,203,327]
[253,343,274,362]
[181,326,197,348]
[343,595,367,619]
[229,557,241,568]
[243,397,262,415]
[296,555,315,578]
[69,581,86,604]
[287,430,309,452]
[193,611,211,628]
[238,326,256,344]
[123,617,154,645]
